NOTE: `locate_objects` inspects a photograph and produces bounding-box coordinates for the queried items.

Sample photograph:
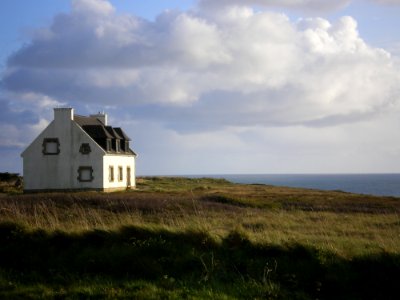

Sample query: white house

[21,108,137,192]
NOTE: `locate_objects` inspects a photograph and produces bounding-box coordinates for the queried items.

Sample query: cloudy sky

[1,0,400,175]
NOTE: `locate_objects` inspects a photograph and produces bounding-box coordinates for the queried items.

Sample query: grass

[0,176,399,298]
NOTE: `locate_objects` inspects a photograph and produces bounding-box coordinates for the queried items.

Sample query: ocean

[189,174,400,197]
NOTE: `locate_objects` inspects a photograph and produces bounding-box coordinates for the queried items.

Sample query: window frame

[109,166,114,182]
[79,143,91,155]
[115,140,120,153]
[126,166,131,187]
[118,166,123,181]
[42,138,60,155]
[77,166,94,182]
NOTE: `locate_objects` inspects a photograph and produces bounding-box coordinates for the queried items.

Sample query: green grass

[0,176,399,299]
[1,222,399,299]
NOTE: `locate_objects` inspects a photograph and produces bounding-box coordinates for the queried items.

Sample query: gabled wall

[22,108,106,191]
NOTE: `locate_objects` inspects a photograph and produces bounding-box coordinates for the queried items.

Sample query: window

[79,143,91,154]
[42,138,60,155]
[107,139,112,152]
[77,166,94,182]
[125,141,129,152]
[127,166,131,186]
[116,140,120,152]
[109,166,114,182]
[118,166,123,181]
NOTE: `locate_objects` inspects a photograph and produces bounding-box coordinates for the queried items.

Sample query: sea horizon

[140,173,400,197]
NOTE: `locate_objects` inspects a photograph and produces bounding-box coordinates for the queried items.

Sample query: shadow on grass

[0,222,399,299]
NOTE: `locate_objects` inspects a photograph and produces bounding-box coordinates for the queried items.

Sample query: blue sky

[1,0,400,175]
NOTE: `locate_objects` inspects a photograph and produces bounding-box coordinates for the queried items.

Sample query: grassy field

[0,176,399,299]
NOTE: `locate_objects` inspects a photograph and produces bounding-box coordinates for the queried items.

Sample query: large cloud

[0,92,62,148]
[3,0,399,131]
[198,0,400,11]
[198,0,351,12]
[371,0,400,5]
[1,0,400,174]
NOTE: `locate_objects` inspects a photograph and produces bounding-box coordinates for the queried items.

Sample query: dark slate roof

[105,126,123,139]
[114,128,131,141]
[81,125,113,139]
[74,115,104,126]
[128,149,137,156]
[73,114,136,155]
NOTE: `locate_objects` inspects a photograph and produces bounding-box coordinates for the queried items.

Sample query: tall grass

[1,177,399,257]
[0,177,399,298]
[0,222,399,299]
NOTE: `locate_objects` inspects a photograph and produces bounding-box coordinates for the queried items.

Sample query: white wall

[22,108,106,191]
[103,154,136,190]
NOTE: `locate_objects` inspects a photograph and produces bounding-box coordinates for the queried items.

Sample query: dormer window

[42,138,60,155]
[125,141,129,152]
[79,143,91,154]
[116,140,120,153]
[106,139,112,152]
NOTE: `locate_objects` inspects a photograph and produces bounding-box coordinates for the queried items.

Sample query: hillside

[0,177,399,299]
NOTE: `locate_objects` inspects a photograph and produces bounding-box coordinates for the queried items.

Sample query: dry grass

[0,176,399,258]
[1,177,399,299]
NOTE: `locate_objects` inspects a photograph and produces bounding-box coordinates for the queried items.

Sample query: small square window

[118,166,123,181]
[79,143,91,154]
[77,166,94,182]
[109,166,114,182]
[42,138,60,155]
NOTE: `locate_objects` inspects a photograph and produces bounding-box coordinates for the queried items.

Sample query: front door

[127,166,131,187]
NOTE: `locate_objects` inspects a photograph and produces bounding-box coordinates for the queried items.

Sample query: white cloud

[0,92,62,148]
[198,0,351,12]
[1,0,400,174]
[0,118,49,148]
[371,0,400,5]
[3,1,399,128]
[72,0,114,16]
[123,112,400,174]
[198,0,400,12]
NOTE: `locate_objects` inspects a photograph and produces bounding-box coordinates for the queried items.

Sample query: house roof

[81,125,114,139]
[73,114,136,156]
[74,115,104,126]
[114,128,131,141]
[105,126,123,140]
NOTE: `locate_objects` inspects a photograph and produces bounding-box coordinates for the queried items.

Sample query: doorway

[127,166,131,188]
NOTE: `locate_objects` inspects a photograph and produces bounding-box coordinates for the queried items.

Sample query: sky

[0,0,400,175]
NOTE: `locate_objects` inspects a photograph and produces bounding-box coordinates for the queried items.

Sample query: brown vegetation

[0,176,399,298]
[1,176,399,258]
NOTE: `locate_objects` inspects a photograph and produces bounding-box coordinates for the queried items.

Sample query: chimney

[54,107,74,123]
[90,112,108,125]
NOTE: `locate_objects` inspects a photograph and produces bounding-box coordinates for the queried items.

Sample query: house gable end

[21,107,137,192]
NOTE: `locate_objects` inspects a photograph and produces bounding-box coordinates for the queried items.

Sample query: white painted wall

[103,154,136,190]
[22,108,136,191]
[22,108,106,191]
